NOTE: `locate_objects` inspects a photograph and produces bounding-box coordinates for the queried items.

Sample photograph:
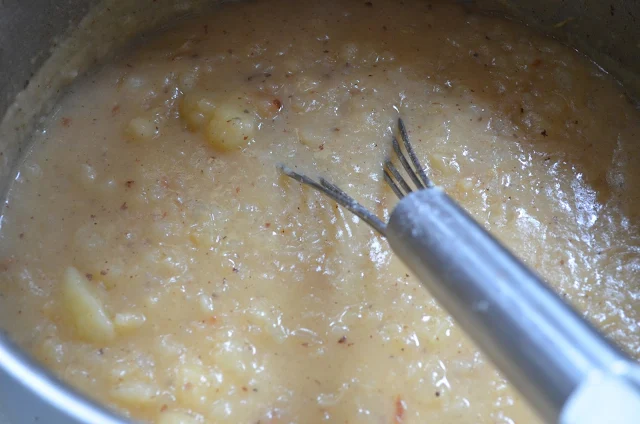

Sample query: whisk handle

[386,187,640,423]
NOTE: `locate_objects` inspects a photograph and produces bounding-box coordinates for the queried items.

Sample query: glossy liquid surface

[1,0,639,422]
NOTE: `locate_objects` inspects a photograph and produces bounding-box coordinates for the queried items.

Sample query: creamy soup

[1,0,639,423]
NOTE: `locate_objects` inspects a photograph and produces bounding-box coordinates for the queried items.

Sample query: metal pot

[0,1,637,423]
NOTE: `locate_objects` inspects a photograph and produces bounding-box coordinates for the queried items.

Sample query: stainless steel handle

[386,188,640,423]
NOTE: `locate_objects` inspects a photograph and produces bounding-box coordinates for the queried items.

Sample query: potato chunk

[180,93,216,130]
[114,312,146,333]
[174,361,220,409]
[109,382,157,406]
[157,411,200,424]
[61,267,115,343]
[206,104,256,151]
[125,107,166,142]
[125,116,158,141]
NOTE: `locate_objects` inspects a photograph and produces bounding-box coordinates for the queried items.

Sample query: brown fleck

[560,259,565,265]
[394,395,405,423]
[111,105,120,116]
[364,1,373,6]
[204,24,209,34]
[531,58,542,67]
[319,144,324,151]
[120,202,128,211]
[19,233,24,239]
[242,386,248,392]
[160,404,168,412]
[541,129,548,137]
[125,180,135,188]
[435,391,440,397]
[61,117,72,127]
[233,267,239,273]
[338,336,347,344]
[100,270,108,276]
[86,273,93,281]
[236,187,241,194]
[301,342,309,347]
[273,99,283,110]
[265,223,271,228]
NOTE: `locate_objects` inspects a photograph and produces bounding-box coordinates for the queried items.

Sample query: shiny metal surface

[281,117,640,422]
[0,0,98,117]
[0,334,126,424]
[386,188,640,423]
[476,0,640,95]
[0,1,638,423]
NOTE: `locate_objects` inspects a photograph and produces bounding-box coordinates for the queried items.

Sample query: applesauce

[0,0,639,423]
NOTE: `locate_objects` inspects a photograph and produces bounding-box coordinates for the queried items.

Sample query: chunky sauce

[1,0,639,423]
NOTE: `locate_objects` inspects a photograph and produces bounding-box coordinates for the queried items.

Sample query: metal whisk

[278,118,640,424]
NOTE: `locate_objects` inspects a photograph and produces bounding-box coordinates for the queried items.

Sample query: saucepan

[0,1,637,423]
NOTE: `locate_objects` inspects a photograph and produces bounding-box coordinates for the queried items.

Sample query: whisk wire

[319,178,351,199]
[383,170,405,200]
[398,118,433,189]
[277,117,433,235]
[391,136,425,191]
[384,160,412,196]
[277,164,387,235]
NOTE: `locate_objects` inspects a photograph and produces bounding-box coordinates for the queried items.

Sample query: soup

[1,0,638,422]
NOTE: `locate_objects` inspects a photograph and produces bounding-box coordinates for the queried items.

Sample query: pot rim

[0,333,127,423]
